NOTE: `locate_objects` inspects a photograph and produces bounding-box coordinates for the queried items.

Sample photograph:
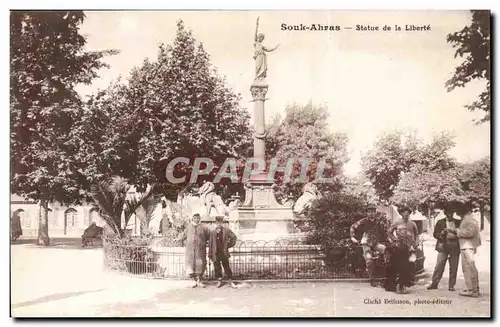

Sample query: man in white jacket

[446,203,482,297]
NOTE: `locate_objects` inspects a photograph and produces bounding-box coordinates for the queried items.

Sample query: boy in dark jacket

[209,216,238,288]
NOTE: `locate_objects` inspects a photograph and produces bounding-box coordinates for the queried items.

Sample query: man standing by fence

[209,216,238,288]
[177,213,210,288]
[350,204,387,287]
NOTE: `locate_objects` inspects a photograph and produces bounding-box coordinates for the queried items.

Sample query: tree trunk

[38,199,50,246]
[480,206,485,231]
[427,205,434,236]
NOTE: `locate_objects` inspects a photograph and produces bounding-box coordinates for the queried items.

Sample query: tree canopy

[266,102,348,198]
[391,164,467,211]
[391,155,490,212]
[10,11,117,244]
[446,10,491,123]
[457,156,491,206]
[361,130,456,201]
[77,20,252,200]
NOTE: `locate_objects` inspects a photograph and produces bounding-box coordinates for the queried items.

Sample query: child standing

[209,216,238,288]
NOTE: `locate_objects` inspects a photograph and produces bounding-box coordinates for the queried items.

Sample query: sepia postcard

[10,10,491,318]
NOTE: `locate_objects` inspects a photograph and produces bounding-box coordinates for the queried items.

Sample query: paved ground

[11,237,491,317]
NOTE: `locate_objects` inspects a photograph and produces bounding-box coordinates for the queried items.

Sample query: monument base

[234,207,297,241]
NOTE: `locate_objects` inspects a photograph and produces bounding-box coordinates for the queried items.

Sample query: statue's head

[258,33,265,42]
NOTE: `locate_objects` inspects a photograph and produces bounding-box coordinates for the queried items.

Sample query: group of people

[175,200,482,295]
[350,204,418,294]
[177,214,238,288]
[427,204,482,297]
[351,202,482,297]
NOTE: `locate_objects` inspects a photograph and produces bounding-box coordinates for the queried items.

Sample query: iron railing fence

[102,236,425,280]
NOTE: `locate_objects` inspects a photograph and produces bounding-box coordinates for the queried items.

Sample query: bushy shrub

[306,191,391,269]
[165,202,190,241]
[103,234,159,274]
[158,228,185,247]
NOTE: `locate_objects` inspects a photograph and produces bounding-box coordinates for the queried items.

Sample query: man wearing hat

[427,203,461,291]
[446,203,482,297]
[209,216,238,288]
[177,213,210,288]
[350,204,387,286]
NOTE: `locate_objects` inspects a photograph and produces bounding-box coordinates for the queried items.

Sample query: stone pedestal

[233,80,297,242]
[237,175,295,239]
[250,81,268,163]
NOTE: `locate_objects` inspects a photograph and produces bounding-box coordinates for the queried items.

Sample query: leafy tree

[361,131,407,201]
[457,156,491,205]
[266,102,348,199]
[457,156,490,228]
[391,164,467,212]
[391,155,490,228]
[10,11,117,245]
[77,20,252,201]
[446,10,491,123]
[362,131,456,201]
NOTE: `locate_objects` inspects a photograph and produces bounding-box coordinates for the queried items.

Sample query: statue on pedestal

[293,183,322,216]
[253,17,279,83]
[198,180,228,217]
[198,181,215,207]
[228,193,242,210]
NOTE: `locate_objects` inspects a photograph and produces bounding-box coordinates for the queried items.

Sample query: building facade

[10,194,165,238]
[10,194,110,237]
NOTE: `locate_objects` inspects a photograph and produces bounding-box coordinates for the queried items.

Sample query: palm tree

[135,193,161,235]
[90,176,157,238]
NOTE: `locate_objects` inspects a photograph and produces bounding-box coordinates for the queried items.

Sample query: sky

[77,10,490,176]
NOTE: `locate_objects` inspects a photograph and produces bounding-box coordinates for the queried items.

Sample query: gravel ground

[11,237,490,317]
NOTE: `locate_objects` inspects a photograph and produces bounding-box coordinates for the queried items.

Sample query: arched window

[65,208,78,228]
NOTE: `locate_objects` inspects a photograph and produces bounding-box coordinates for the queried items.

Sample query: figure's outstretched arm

[254,17,259,42]
[264,44,280,52]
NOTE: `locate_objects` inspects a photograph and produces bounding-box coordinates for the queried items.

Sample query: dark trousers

[385,246,414,291]
[214,254,232,280]
[431,245,460,288]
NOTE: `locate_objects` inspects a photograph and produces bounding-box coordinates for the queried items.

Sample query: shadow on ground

[12,289,104,309]
[11,238,102,250]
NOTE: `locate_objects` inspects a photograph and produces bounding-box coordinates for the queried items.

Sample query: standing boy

[209,216,238,288]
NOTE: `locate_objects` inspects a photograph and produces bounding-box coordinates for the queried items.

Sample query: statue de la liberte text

[280,23,431,31]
